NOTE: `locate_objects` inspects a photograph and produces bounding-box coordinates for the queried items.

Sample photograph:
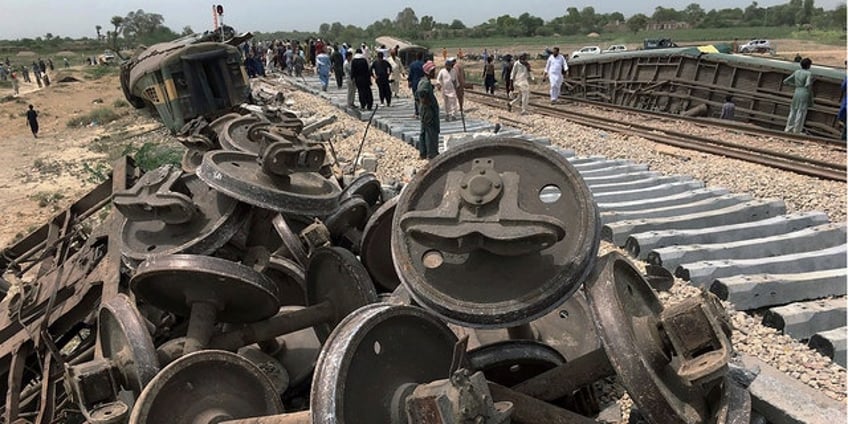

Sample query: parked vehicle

[603,45,628,53]
[643,39,678,49]
[740,39,774,54]
[98,50,117,64]
[571,46,601,59]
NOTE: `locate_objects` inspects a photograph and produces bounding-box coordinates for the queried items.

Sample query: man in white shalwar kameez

[436,58,459,121]
[543,47,568,103]
[508,53,534,114]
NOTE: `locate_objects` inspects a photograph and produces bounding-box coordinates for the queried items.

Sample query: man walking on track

[508,53,534,114]
[543,47,567,104]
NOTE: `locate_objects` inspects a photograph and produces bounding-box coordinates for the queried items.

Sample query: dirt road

[0,67,160,246]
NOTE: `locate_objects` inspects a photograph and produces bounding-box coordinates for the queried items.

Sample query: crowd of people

[1,56,59,96]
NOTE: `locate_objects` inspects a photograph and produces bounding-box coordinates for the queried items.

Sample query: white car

[571,46,601,59]
[740,39,774,54]
[603,45,627,53]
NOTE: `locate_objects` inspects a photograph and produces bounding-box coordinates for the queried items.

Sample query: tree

[580,7,598,32]
[110,15,124,50]
[95,25,102,41]
[798,0,814,24]
[449,19,466,30]
[45,33,53,41]
[683,3,706,25]
[608,12,626,24]
[110,16,124,35]
[122,9,165,43]
[181,26,193,36]
[652,6,682,22]
[627,13,649,33]
[395,7,419,35]
[419,15,435,32]
[319,23,331,36]
[517,13,543,36]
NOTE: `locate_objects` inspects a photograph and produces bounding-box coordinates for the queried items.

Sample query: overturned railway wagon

[121,37,250,133]
[565,48,846,139]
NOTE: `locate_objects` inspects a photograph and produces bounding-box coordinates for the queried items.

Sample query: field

[415,28,846,68]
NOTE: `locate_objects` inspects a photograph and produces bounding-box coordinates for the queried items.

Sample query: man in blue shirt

[407,52,425,118]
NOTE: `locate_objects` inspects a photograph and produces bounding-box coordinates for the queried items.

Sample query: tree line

[0,9,192,54]
[303,1,845,43]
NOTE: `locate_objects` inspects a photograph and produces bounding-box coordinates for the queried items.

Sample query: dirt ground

[0,66,162,247]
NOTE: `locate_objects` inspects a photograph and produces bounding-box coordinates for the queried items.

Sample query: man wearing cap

[436,58,459,121]
[351,49,373,110]
[416,61,440,160]
[543,47,568,103]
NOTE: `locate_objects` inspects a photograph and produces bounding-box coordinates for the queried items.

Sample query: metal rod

[184,302,218,354]
[221,410,311,424]
[488,383,597,424]
[351,105,379,176]
[210,301,335,351]
[511,347,615,402]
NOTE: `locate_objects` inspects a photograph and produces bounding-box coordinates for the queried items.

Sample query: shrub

[66,107,120,128]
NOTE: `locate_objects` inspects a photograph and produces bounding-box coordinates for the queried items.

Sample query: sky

[1,0,845,40]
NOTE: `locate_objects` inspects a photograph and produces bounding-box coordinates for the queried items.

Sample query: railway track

[543,90,847,150]
[464,88,847,182]
[285,74,848,367]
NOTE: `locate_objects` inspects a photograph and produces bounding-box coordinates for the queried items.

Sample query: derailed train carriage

[120,32,253,133]
[375,35,432,68]
[564,47,846,139]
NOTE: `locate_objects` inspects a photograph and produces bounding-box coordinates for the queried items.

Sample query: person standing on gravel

[508,53,534,114]
[783,58,813,134]
[436,58,459,121]
[386,48,404,99]
[482,56,496,95]
[451,59,466,110]
[720,96,735,120]
[10,72,19,95]
[543,47,567,104]
[315,47,332,92]
[26,105,39,138]
[331,46,345,89]
[501,55,513,98]
[408,52,425,118]
[416,60,440,160]
[371,51,393,107]
[351,49,373,110]
[344,51,356,108]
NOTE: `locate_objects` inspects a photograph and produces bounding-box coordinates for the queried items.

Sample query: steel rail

[530,89,846,149]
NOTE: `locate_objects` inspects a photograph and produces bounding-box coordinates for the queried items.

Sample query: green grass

[415,26,843,50]
[112,99,129,108]
[28,191,64,208]
[82,65,119,80]
[66,107,121,128]
[131,142,184,171]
